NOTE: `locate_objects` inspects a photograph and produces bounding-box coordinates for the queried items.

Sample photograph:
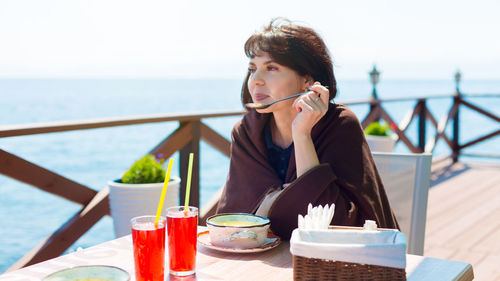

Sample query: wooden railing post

[370,100,381,122]
[452,96,461,162]
[452,70,462,163]
[180,120,201,209]
[418,99,427,152]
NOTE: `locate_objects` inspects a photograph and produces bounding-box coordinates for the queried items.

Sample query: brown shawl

[216,103,399,239]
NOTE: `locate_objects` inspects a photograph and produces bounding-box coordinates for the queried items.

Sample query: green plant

[364,121,391,137]
[121,154,166,184]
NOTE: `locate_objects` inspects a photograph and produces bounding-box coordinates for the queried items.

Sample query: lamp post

[454,69,462,95]
[369,65,380,99]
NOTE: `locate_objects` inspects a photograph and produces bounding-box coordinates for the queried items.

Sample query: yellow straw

[183,153,194,216]
[155,158,174,228]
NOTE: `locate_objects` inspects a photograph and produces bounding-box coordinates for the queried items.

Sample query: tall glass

[166,206,198,276]
[131,215,166,281]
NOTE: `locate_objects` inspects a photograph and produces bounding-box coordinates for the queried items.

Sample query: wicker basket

[290,226,407,281]
[293,255,406,281]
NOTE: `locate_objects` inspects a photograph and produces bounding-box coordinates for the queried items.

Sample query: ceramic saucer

[43,265,129,281]
[197,231,281,253]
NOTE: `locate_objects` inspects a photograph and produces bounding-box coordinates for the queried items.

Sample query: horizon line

[1,75,499,81]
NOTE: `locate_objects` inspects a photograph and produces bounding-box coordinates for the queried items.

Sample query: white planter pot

[108,176,181,237]
[365,135,397,152]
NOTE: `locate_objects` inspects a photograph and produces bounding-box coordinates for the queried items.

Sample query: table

[0,231,474,281]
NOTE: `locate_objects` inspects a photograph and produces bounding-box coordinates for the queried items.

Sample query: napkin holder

[290,226,407,281]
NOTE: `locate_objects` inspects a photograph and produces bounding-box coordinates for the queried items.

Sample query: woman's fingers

[293,82,329,114]
[303,93,322,111]
[307,83,329,104]
[293,93,316,112]
[296,99,315,113]
[292,82,329,134]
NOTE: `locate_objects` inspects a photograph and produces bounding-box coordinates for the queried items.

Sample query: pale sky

[1,0,499,79]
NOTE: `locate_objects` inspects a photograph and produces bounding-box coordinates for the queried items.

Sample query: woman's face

[247,52,309,113]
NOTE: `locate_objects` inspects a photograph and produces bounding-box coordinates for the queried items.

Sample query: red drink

[131,216,166,281]
[167,206,198,276]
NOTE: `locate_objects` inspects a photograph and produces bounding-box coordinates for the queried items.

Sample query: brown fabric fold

[217,103,399,240]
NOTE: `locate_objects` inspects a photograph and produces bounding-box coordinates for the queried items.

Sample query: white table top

[0,232,473,281]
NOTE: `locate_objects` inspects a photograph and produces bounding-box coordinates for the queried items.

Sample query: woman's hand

[291,82,329,177]
[291,82,329,138]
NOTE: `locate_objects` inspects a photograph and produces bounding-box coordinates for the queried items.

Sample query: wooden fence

[1,78,498,271]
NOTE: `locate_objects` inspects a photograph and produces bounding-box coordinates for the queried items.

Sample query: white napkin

[298,203,335,230]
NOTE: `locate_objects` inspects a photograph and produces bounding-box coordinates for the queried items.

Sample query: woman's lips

[253,93,270,102]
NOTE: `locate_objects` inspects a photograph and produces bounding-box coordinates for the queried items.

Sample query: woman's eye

[267,66,278,71]
[248,68,256,74]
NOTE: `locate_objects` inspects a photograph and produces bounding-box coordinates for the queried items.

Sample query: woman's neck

[270,110,296,149]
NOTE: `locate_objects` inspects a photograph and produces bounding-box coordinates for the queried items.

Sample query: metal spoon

[245,86,328,110]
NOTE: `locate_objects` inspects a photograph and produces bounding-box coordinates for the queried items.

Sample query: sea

[1,78,499,272]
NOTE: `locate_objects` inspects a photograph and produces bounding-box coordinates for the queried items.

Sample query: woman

[216,18,399,240]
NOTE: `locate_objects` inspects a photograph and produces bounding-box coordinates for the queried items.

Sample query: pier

[0,71,498,280]
[426,159,500,281]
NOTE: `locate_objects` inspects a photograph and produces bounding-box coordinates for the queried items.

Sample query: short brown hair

[241,18,337,107]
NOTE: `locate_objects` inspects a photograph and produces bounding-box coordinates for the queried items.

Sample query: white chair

[372,152,432,255]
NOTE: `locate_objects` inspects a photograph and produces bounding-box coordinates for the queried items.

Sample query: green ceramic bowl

[206,213,271,249]
[43,265,130,281]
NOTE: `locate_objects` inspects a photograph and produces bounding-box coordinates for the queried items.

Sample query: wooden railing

[0,110,241,271]
[1,81,499,272]
[360,92,500,161]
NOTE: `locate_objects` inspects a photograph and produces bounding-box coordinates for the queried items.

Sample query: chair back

[372,152,432,255]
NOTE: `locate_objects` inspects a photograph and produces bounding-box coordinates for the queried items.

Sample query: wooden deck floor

[425,159,500,281]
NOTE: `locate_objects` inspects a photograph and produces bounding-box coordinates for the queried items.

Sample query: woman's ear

[303,75,314,90]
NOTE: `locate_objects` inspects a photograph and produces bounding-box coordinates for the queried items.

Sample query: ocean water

[0,78,499,272]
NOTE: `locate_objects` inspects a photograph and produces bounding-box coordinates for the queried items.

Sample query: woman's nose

[249,69,265,88]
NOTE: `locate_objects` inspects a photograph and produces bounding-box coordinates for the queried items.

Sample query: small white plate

[43,265,129,281]
[197,231,281,253]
